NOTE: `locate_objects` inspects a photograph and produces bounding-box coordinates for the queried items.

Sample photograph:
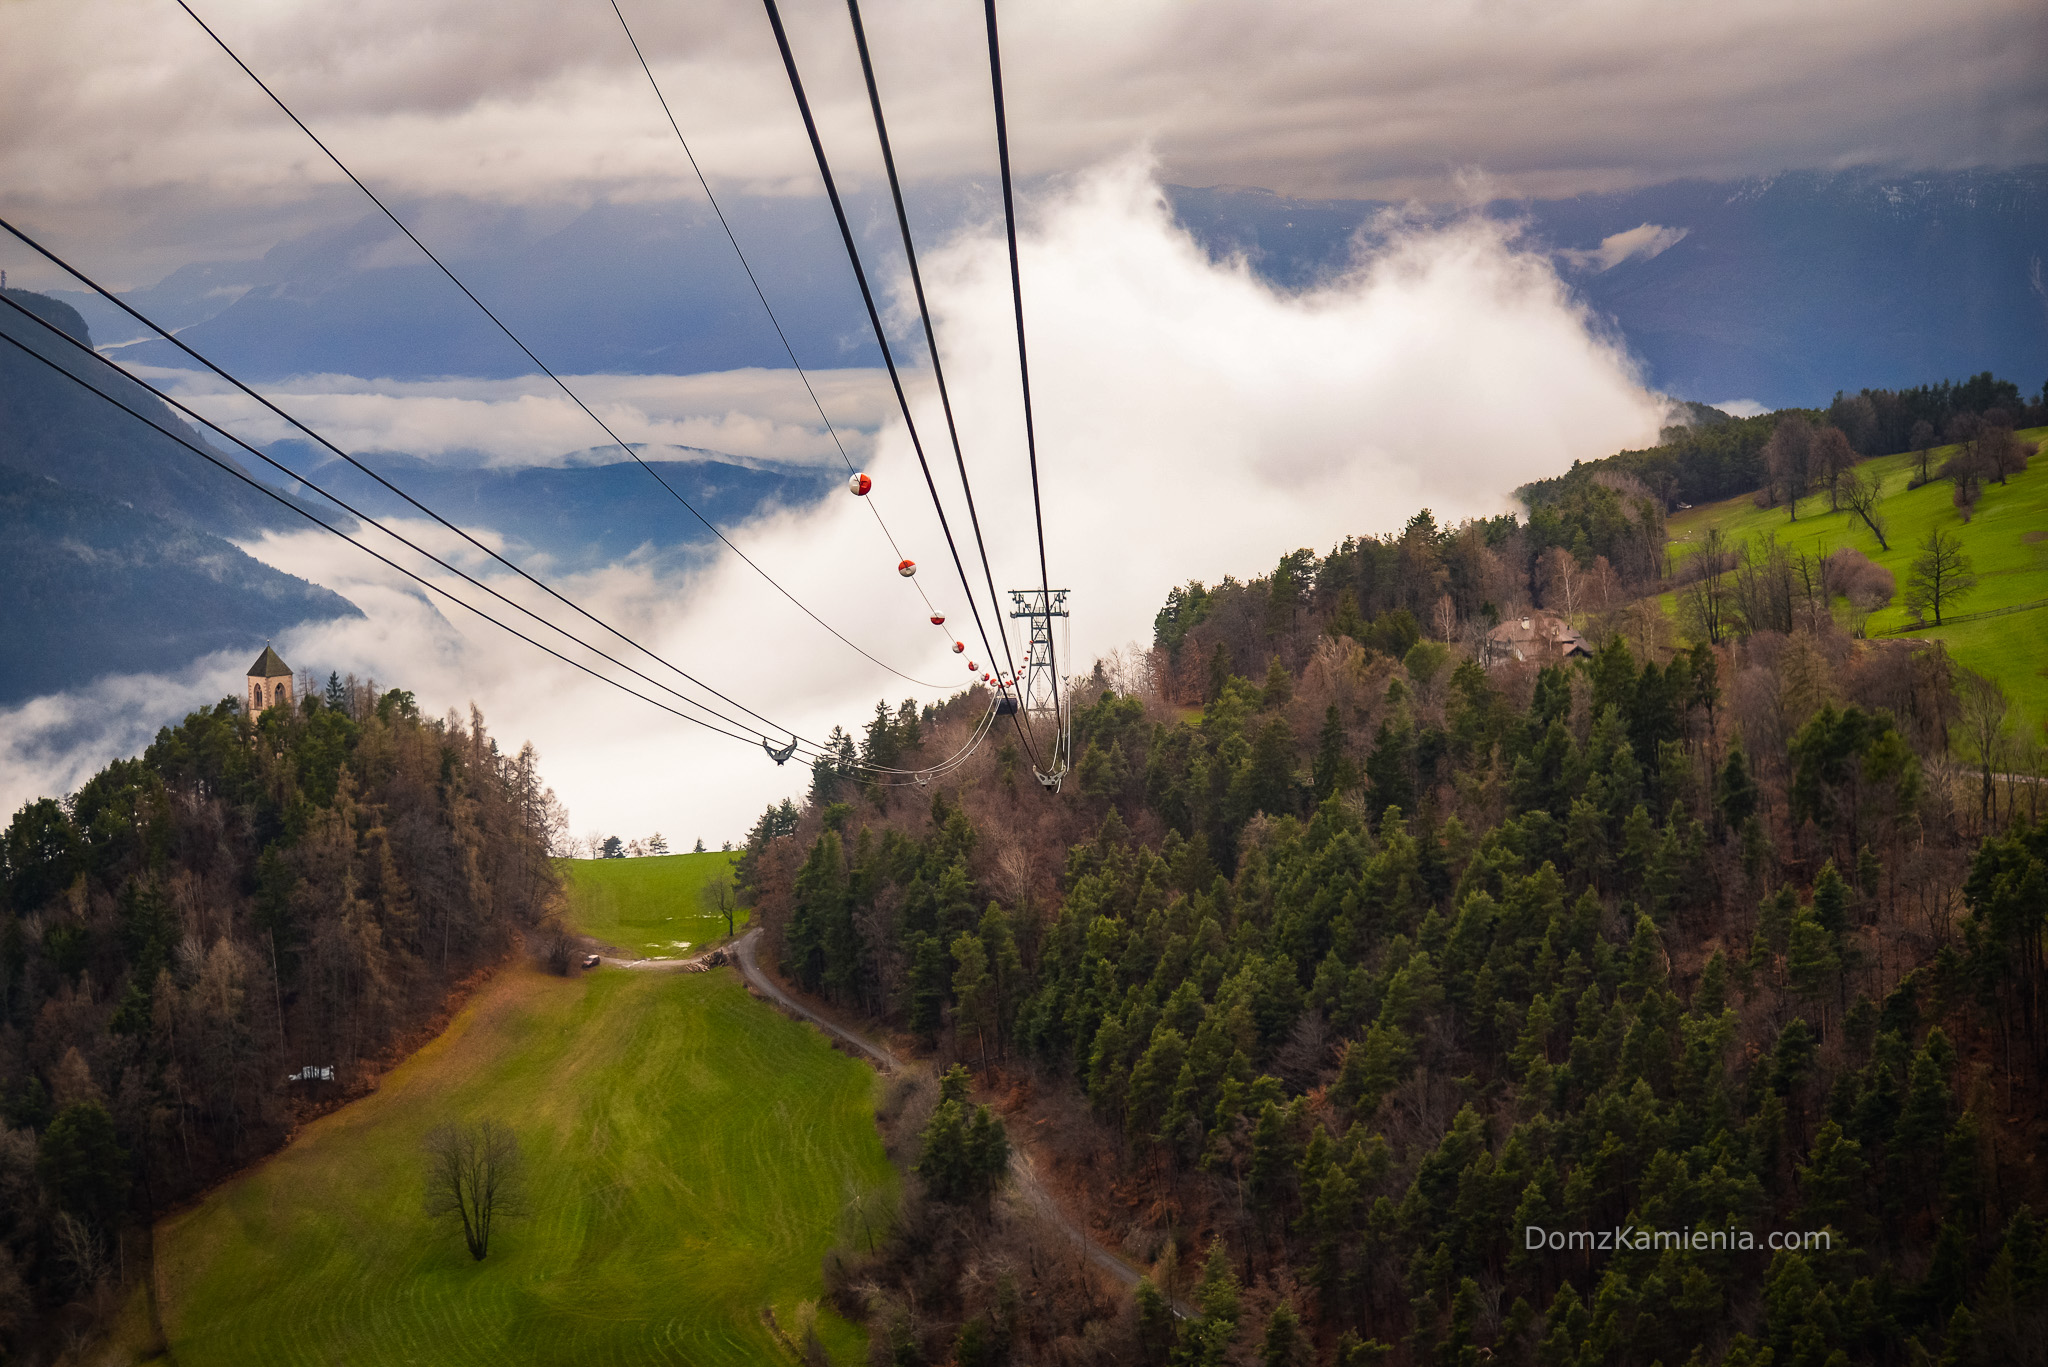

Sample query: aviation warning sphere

[929,613,945,625]
[848,472,872,496]
[897,559,916,577]
[953,641,965,654]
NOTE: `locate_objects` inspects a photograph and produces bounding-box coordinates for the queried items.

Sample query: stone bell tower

[246,645,294,717]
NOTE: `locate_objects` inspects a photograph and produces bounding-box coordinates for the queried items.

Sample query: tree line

[1517,370,2045,516]
[0,676,562,1345]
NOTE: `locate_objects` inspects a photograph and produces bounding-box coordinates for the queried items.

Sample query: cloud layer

[141,366,896,468]
[2,163,1669,839]
[3,0,2042,282]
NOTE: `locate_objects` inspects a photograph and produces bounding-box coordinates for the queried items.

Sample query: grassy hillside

[559,850,743,958]
[150,966,889,1367]
[1667,426,2048,733]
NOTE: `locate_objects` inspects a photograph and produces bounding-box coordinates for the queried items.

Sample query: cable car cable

[606,0,949,631]
[2,284,999,780]
[982,0,1068,765]
[170,0,948,694]
[0,216,900,748]
[0,326,782,749]
[842,0,1026,694]
[0,291,843,759]
[756,0,1021,733]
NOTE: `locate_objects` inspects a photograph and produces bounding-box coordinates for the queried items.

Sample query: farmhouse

[1483,611,1592,667]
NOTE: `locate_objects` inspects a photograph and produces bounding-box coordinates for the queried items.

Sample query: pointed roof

[247,645,292,679]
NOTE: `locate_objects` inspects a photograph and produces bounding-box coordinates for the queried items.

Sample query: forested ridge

[744,514,2046,1365]
[0,678,561,1344]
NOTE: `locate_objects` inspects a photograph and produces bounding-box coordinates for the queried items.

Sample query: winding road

[728,929,1183,1312]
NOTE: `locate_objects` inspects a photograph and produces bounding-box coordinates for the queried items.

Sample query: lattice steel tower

[1007,588,1069,718]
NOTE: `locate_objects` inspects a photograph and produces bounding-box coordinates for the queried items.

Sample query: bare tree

[1825,548,1896,635]
[1838,468,1890,550]
[1908,419,1936,486]
[423,1120,525,1260]
[1763,417,1813,520]
[1956,672,2010,829]
[1811,427,1859,511]
[1980,417,2034,485]
[1536,547,1581,616]
[714,882,737,940]
[1678,526,1736,643]
[1903,529,1978,626]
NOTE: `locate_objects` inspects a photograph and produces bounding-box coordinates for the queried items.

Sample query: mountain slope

[0,288,296,537]
[0,460,361,704]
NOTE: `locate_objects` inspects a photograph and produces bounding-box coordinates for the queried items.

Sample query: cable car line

[605,0,952,639]
[0,325,781,750]
[842,0,1026,695]
[7,291,1010,783]
[3,274,1006,782]
[982,0,1068,770]
[0,291,840,759]
[0,216,888,753]
[170,0,947,694]
[756,0,1024,743]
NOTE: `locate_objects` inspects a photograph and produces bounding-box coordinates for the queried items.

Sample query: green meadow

[149,967,890,1367]
[559,850,744,959]
[1665,427,2048,735]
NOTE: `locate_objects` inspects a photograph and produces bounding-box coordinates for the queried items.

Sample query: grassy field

[1666,427,2048,734]
[149,966,890,1367]
[559,850,744,959]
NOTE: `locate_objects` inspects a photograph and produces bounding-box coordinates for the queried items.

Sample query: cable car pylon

[1009,588,1072,789]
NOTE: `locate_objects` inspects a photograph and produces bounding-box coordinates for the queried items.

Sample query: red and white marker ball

[897,559,916,578]
[848,472,872,496]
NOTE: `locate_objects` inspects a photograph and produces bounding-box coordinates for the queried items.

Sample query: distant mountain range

[50,167,2048,410]
[1168,167,2048,408]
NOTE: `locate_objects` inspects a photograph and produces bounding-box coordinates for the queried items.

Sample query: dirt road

[728,929,1182,1312]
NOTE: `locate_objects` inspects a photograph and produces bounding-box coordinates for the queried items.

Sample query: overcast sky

[3,0,2043,282]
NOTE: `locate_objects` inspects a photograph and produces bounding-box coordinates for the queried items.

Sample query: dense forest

[0,677,562,1346]
[744,469,2044,1365]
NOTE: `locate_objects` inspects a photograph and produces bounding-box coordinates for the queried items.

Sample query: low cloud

[7,162,1668,841]
[1559,223,1690,271]
[1714,398,1769,417]
[134,366,897,468]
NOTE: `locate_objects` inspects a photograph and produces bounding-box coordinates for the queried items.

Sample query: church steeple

[247,645,294,716]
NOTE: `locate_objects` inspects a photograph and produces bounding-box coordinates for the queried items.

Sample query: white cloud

[130,366,896,467]
[1559,222,1690,272]
[7,163,1669,841]
[1714,399,1769,417]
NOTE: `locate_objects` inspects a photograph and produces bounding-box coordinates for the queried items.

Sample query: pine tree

[1313,704,1352,801]
[1717,741,1759,835]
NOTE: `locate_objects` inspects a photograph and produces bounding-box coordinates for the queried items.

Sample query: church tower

[246,645,294,717]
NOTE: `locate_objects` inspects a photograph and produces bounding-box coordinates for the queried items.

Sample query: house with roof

[1483,612,1592,668]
